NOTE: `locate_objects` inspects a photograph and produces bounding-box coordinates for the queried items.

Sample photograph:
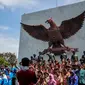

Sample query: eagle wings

[21,11,85,41]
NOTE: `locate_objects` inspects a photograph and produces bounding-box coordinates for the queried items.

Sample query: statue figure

[21,11,85,55]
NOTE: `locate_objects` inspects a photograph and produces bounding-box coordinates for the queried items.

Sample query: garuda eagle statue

[21,11,85,55]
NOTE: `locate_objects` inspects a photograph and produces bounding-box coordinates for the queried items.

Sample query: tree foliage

[0,56,10,66]
[0,52,17,65]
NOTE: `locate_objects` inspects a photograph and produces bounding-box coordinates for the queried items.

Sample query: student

[11,64,17,85]
[79,65,85,85]
[0,72,2,85]
[48,74,56,85]
[7,69,13,85]
[69,70,78,85]
[2,72,8,85]
[17,57,37,85]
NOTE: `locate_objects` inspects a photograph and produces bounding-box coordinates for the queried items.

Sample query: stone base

[42,47,78,55]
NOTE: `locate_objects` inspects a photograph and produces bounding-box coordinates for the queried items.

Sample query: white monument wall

[18,1,85,62]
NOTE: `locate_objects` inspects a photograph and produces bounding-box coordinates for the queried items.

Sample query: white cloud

[0,4,4,9]
[0,34,19,57]
[0,0,85,10]
[0,25,9,30]
[0,0,39,10]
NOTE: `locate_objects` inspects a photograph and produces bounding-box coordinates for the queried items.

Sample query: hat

[74,54,78,56]
[63,53,66,55]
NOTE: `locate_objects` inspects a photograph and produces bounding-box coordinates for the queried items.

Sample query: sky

[0,0,85,57]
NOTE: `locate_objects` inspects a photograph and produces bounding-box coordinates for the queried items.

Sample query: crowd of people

[0,64,17,85]
[17,51,85,85]
[0,51,85,85]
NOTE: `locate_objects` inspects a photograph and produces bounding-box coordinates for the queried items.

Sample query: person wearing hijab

[48,74,56,85]
[79,64,85,85]
[69,70,78,85]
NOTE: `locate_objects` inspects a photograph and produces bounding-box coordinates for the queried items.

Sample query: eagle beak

[45,20,48,24]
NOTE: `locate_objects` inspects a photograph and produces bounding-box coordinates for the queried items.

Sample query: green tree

[0,52,17,64]
[0,56,10,66]
[0,56,4,65]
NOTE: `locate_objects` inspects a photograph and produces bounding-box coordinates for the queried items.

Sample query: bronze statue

[21,11,85,55]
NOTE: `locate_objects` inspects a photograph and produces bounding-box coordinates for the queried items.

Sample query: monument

[18,1,85,62]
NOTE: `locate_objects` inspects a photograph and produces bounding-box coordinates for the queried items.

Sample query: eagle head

[45,17,53,24]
